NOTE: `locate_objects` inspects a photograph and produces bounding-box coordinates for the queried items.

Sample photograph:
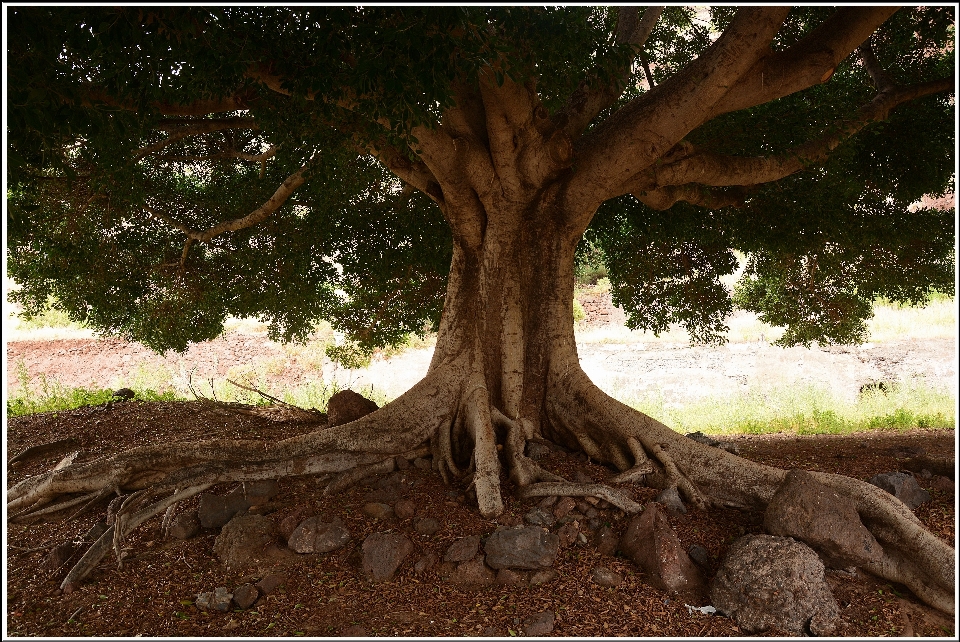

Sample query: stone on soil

[687,544,710,568]
[524,506,556,526]
[196,586,233,612]
[553,496,577,519]
[326,389,379,427]
[557,522,579,548]
[232,583,259,609]
[496,568,528,586]
[239,479,280,501]
[764,469,882,568]
[867,471,931,510]
[450,557,496,586]
[167,511,200,540]
[594,525,619,556]
[361,532,414,582]
[656,486,687,516]
[44,542,78,575]
[522,610,555,636]
[444,535,481,563]
[530,568,558,586]
[591,566,623,587]
[84,521,109,542]
[484,525,559,570]
[278,505,315,540]
[255,573,286,595]
[362,502,395,520]
[288,516,351,554]
[619,503,706,601]
[710,534,839,636]
[414,551,438,573]
[198,490,252,529]
[394,499,416,519]
[213,514,283,569]
[414,517,441,536]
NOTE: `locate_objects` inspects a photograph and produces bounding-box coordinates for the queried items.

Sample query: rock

[484,525,559,570]
[574,498,593,514]
[394,499,417,519]
[538,495,558,509]
[361,532,414,582]
[710,534,839,636]
[557,522,579,548]
[656,486,687,516]
[496,568,528,586]
[198,491,252,529]
[479,626,504,637]
[524,506,556,526]
[239,480,280,502]
[196,586,233,612]
[112,387,136,401]
[444,535,481,563]
[450,557,496,586]
[213,514,285,569]
[395,456,411,470]
[278,505,315,540]
[362,502,395,520]
[764,469,882,568]
[327,389,379,427]
[84,521,109,542]
[232,583,259,609]
[167,511,200,540]
[591,566,622,587]
[44,542,78,575]
[522,610,555,636]
[341,624,369,636]
[553,496,577,519]
[587,518,601,531]
[868,471,931,510]
[255,573,285,595]
[414,551,438,573]
[619,503,706,601]
[530,568,558,586]
[594,525,619,556]
[289,516,351,554]
[930,476,955,493]
[687,544,710,568]
[413,457,433,470]
[526,441,554,461]
[414,517,441,536]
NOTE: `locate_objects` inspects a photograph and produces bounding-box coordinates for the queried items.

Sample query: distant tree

[6,6,955,610]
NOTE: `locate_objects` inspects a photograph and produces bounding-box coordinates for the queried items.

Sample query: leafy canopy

[6,6,955,352]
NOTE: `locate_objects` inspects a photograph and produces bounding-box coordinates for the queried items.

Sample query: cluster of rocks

[195,573,285,612]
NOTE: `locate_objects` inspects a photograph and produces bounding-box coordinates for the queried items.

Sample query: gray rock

[530,568,558,586]
[327,389,379,427]
[198,491,251,529]
[196,586,233,612]
[362,502,395,520]
[232,583,259,609]
[361,532,414,582]
[591,566,622,587]
[620,503,706,601]
[444,535,481,563]
[450,557,496,586]
[524,506,556,527]
[656,486,687,516]
[414,551,438,573]
[764,469,882,568]
[522,610,555,636]
[553,496,577,519]
[213,514,283,569]
[594,525,619,556]
[687,544,710,568]
[167,511,200,540]
[287,516,351,554]
[868,471,931,510]
[394,499,417,519]
[711,534,839,636]
[484,525,559,570]
[414,517,441,536]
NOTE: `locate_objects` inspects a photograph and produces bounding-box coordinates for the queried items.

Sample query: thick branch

[80,84,256,116]
[632,185,749,211]
[133,119,260,162]
[556,6,664,138]
[709,7,900,118]
[858,41,896,92]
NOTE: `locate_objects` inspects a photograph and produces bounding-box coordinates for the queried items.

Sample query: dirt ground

[4,303,958,638]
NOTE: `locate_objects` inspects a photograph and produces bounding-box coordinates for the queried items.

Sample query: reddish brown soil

[5,399,955,638]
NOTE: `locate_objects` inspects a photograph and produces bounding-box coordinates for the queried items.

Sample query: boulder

[287,516,351,554]
[710,534,839,636]
[444,535,481,563]
[656,486,687,516]
[764,469,882,568]
[450,557,496,586]
[327,390,379,427]
[619,503,706,601]
[484,525,559,570]
[361,532,414,582]
[198,489,252,529]
[213,514,284,569]
[167,511,200,540]
[522,611,555,636]
[868,471,931,510]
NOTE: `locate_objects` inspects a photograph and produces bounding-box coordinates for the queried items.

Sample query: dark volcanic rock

[484,525,559,570]
[214,514,285,570]
[868,471,931,510]
[444,535,481,563]
[361,532,414,582]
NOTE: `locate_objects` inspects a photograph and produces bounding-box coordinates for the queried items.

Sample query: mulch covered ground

[5,400,956,637]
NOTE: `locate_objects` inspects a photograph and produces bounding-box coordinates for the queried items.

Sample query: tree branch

[858,41,896,93]
[632,184,749,210]
[708,6,900,118]
[556,6,664,139]
[132,119,260,163]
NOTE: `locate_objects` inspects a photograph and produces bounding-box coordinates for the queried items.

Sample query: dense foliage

[6,6,955,352]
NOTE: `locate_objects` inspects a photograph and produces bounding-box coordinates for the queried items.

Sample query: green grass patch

[620,379,954,436]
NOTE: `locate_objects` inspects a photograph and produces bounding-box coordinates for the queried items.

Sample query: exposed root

[9,437,79,467]
[324,457,396,496]
[463,372,503,518]
[608,437,655,484]
[519,482,641,514]
[644,441,708,511]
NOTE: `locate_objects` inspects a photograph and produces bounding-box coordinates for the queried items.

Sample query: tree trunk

[6,182,954,616]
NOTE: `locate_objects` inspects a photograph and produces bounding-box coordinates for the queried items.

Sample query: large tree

[6,6,956,611]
